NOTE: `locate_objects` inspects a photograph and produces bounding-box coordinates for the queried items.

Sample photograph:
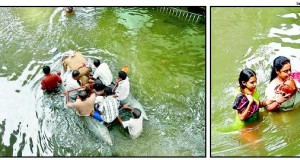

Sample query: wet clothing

[115,77,130,101]
[41,73,62,92]
[265,82,295,111]
[233,89,260,125]
[122,115,143,139]
[93,63,113,86]
[91,109,104,121]
[65,73,81,100]
[93,95,119,123]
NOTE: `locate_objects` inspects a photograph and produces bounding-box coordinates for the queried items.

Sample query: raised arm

[238,94,253,121]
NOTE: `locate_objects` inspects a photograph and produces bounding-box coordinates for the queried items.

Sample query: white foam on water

[268,24,300,37]
[48,7,63,33]
[281,13,298,19]
[0,77,38,156]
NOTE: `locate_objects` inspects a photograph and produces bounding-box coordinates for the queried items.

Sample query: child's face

[277,63,291,81]
[244,76,257,91]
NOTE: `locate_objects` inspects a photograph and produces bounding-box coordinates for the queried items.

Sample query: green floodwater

[0,7,205,156]
[211,7,300,156]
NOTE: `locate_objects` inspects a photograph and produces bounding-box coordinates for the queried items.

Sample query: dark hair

[118,71,127,80]
[78,90,88,101]
[132,108,141,119]
[93,79,105,91]
[93,59,101,67]
[104,87,113,96]
[270,56,290,82]
[238,68,256,90]
[43,66,50,74]
[72,70,80,78]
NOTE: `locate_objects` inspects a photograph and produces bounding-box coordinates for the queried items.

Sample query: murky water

[0,7,205,156]
[211,7,300,156]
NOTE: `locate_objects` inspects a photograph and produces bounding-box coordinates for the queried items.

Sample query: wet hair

[93,79,106,91]
[270,56,290,82]
[72,70,80,78]
[118,71,127,80]
[93,59,101,68]
[43,66,50,74]
[238,68,256,90]
[78,90,88,101]
[104,87,113,96]
[132,108,141,119]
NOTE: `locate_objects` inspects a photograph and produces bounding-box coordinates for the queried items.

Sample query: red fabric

[41,73,62,91]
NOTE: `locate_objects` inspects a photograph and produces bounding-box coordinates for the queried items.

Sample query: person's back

[91,87,119,123]
[100,87,119,123]
[41,66,62,93]
[122,108,143,139]
[63,52,87,71]
[63,51,91,84]
[65,70,81,99]
[93,59,113,86]
[101,95,119,123]
[67,90,96,116]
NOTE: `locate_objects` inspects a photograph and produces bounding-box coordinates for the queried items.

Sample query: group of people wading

[41,50,143,139]
[233,56,299,125]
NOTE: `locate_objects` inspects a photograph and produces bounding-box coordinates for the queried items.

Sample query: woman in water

[233,68,261,124]
[262,56,297,111]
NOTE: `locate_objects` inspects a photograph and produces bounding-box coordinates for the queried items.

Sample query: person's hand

[245,94,254,103]
[85,84,90,88]
[56,70,61,76]
[89,79,94,83]
[276,93,289,104]
[115,77,122,83]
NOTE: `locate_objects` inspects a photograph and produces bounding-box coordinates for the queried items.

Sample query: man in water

[62,51,91,86]
[41,66,62,94]
[65,70,82,100]
[92,59,113,87]
[64,7,74,14]
[113,71,130,105]
[118,105,143,139]
[91,87,119,124]
[66,90,96,116]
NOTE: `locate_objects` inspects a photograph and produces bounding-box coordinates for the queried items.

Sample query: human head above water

[118,71,127,80]
[93,79,105,91]
[270,56,291,82]
[93,59,101,68]
[131,108,141,119]
[78,90,88,101]
[72,70,80,79]
[238,68,257,91]
[104,87,113,96]
[43,66,50,74]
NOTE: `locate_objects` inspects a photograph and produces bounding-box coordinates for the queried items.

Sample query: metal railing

[157,7,204,24]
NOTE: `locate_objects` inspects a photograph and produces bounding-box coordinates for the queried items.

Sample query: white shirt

[65,73,80,99]
[93,63,113,86]
[265,81,296,110]
[122,116,143,139]
[115,77,130,101]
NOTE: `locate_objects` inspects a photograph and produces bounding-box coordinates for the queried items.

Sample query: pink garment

[291,72,300,83]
